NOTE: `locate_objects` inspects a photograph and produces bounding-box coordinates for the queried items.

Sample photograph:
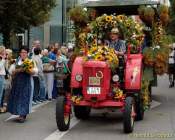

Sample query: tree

[0,0,56,47]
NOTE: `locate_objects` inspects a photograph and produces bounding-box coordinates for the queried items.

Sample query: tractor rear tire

[135,95,144,121]
[74,106,91,120]
[123,96,135,133]
[56,96,70,131]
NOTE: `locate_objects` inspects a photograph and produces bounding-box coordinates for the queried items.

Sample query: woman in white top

[0,46,6,112]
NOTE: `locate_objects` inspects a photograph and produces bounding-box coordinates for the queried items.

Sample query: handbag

[43,63,55,72]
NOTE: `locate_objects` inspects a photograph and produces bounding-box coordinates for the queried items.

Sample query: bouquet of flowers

[23,58,34,73]
[16,58,34,73]
[86,45,119,71]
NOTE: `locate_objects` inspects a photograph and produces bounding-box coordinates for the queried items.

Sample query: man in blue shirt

[48,48,57,60]
[109,28,126,56]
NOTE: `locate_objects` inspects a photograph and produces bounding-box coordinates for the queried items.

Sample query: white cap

[111,28,119,34]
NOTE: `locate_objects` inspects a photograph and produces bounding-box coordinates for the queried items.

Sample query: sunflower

[98,49,104,54]
[92,39,97,46]
[116,15,123,20]
[94,54,104,61]
[89,48,98,55]
[105,55,113,62]
[125,22,131,27]
[97,21,104,27]
[105,16,112,22]
[90,46,98,52]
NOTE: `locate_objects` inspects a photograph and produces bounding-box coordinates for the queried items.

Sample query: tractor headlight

[112,75,119,82]
[75,74,83,82]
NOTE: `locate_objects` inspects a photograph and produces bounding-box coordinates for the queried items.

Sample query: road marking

[151,100,161,109]
[5,115,19,122]
[5,101,51,121]
[44,117,80,140]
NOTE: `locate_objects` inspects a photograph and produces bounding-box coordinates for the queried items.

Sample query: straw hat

[111,28,119,34]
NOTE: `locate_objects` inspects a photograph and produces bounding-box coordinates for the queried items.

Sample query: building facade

[28,0,80,48]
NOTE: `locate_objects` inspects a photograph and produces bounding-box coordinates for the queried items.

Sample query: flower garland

[143,21,169,75]
[141,80,151,110]
[87,14,145,53]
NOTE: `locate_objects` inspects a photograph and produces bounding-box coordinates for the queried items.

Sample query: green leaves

[0,0,56,46]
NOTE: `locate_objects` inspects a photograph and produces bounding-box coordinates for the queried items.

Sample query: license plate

[89,77,100,86]
[87,87,101,95]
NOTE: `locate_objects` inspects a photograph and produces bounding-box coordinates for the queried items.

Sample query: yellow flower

[95,55,104,61]
[125,22,131,27]
[92,39,97,46]
[105,16,112,22]
[98,49,104,54]
[105,55,113,62]
[89,46,98,54]
[97,21,104,27]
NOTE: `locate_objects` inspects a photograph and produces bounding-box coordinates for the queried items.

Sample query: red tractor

[56,46,144,133]
[56,0,159,134]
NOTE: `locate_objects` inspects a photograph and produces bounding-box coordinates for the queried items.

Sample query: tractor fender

[71,57,84,88]
[125,54,143,90]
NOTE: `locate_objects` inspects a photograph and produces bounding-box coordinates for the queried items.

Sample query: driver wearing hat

[109,28,126,56]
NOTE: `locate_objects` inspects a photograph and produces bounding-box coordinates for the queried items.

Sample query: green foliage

[0,0,56,47]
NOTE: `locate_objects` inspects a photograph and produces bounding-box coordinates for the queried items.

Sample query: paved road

[1,75,175,140]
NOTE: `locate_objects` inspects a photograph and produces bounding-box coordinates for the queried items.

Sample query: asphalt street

[1,74,175,140]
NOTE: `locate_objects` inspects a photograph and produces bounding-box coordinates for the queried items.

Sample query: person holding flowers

[8,47,38,122]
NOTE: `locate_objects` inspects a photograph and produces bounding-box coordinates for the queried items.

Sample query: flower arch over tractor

[86,14,145,53]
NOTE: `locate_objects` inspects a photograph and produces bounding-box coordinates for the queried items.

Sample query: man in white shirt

[168,44,175,88]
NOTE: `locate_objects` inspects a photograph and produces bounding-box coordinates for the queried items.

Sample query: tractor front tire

[123,96,135,133]
[56,96,70,131]
[74,106,91,120]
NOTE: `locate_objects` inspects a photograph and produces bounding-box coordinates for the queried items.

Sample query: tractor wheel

[56,96,70,131]
[135,95,144,121]
[74,106,91,120]
[123,96,135,133]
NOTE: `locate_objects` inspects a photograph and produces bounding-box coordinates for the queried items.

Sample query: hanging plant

[69,6,89,27]
[138,6,155,26]
[138,6,146,20]
[143,21,170,75]
[159,5,170,26]
[159,4,169,14]
[144,7,155,25]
